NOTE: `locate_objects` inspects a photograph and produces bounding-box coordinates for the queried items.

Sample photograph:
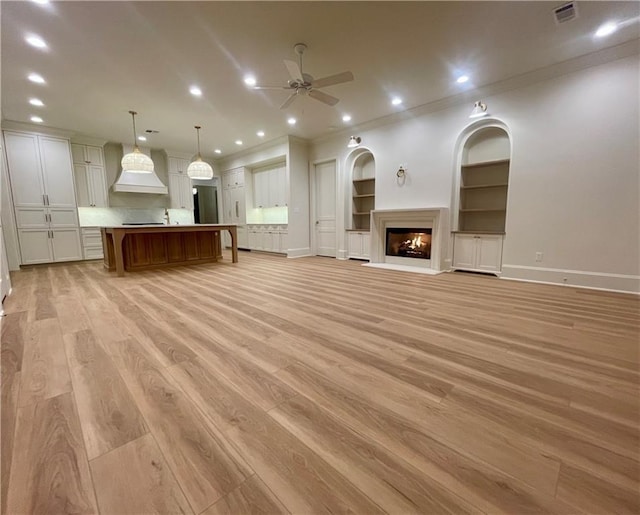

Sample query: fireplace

[367,208,448,274]
[386,228,432,260]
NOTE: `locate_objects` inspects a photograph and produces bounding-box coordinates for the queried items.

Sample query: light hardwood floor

[1,251,639,514]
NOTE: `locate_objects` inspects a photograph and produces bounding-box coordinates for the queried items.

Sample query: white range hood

[112,145,168,194]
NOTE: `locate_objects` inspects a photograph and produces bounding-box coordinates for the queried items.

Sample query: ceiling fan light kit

[253,43,354,110]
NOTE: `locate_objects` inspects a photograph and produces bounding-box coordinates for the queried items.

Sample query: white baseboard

[287,247,312,259]
[337,249,348,260]
[364,263,443,275]
[501,264,640,295]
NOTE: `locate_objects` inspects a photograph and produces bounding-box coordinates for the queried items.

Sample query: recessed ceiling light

[30,116,43,123]
[25,35,47,49]
[189,85,202,97]
[214,149,222,154]
[138,136,147,141]
[595,22,618,38]
[32,0,50,4]
[342,114,352,122]
[28,73,45,84]
[244,76,256,87]
[287,117,296,125]
[391,97,403,106]
[256,130,265,137]
[456,75,470,84]
[235,140,243,145]
[29,98,44,107]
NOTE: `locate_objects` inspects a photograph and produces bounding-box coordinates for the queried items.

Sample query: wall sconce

[396,165,406,178]
[347,136,361,148]
[469,100,488,118]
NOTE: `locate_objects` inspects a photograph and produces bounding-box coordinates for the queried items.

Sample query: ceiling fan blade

[284,59,303,82]
[253,85,291,90]
[311,71,354,89]
[279,92,298,110]
[308,89,339,106]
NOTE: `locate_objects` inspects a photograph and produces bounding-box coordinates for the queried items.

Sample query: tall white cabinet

[4,131,82,264]
[167,156,194,211]
[72,143,108,208]
[222,168,247,247]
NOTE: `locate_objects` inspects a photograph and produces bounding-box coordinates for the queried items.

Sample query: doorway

[313,160,336,257]
[194,185,218,224]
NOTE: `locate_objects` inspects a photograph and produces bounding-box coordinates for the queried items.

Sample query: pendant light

[187,125,214,179]
[121,110,154,174]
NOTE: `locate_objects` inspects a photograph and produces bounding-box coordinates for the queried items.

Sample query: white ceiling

[2,1,638,157]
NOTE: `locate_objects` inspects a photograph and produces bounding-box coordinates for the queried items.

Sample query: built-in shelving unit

[352,154,375,230]
[458,158,510,232]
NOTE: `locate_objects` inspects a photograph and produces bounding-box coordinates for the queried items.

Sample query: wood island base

[101,224,238,276]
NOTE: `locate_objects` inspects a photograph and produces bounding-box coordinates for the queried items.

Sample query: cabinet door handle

[43,194,47,206]
[46,195,50,206]
[235,201,239,218]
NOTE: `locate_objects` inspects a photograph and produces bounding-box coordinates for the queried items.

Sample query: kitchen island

[101,224,238,276]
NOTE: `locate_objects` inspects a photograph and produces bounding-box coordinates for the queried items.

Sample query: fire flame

[404,235,424,249]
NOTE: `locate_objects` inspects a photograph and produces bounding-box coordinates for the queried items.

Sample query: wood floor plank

[6,393,98,514]
[18,318,72,407]
[107,338,252,513]
[64,329,148,460]
[3,254,638,514]
[168,358,386,514]
[270,394,480,513]
[201,475,288,515]
[0,311,27,515]
[556,463,640,514]
[90,433,193,515]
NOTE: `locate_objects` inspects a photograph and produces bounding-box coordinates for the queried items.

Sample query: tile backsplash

[78,207,194,227]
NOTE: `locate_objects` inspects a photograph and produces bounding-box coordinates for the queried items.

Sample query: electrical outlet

[535,252,543,262]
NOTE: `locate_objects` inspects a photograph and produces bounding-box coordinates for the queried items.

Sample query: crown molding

[312,39,640,145]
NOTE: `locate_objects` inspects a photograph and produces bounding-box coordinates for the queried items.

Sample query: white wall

[287,138,311,257]
[309,54,640,293]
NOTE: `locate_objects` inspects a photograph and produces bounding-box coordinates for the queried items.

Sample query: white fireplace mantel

[366,208,449,274]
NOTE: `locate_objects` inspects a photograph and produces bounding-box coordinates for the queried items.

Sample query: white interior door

[314,160,336,257]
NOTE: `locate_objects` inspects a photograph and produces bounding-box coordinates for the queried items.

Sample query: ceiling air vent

[553,2,578,24]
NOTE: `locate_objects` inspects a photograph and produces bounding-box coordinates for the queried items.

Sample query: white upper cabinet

[39,136,77,207]
[4,132,46,207]
[72,144,108,208]
[169,173,193,210]
[252,163,286,209]
[168,155,194,210]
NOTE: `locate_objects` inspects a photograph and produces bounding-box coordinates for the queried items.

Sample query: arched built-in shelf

[351,152,375,231]
[452,125,511,274]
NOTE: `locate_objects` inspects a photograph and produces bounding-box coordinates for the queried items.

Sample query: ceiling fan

[253,43,354,109]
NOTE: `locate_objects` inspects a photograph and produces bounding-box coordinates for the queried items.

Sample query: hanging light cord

[195,125,202,159]
[129,110,138,149]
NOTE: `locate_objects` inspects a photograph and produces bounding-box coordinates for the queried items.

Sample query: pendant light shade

[121,111,154,174]
[187,125,214,180]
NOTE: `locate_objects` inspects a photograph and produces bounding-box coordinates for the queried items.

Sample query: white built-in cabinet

[452,233,503,273]
[72,143,108,207]
[81,227,103,260]
[246,225,288,253]
[222,168,246,248]
[4,131,82,264]
[168,157,194,210]
[253,163,286,208]
[222,168,246,224]
[347,230,370,260]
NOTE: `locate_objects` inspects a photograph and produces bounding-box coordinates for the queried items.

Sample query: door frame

[309,157,338,257]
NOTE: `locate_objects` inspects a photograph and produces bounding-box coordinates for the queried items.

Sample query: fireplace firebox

[385,228,432,260]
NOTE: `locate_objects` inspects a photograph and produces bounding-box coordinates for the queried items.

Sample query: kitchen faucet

[164,208,170,225]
